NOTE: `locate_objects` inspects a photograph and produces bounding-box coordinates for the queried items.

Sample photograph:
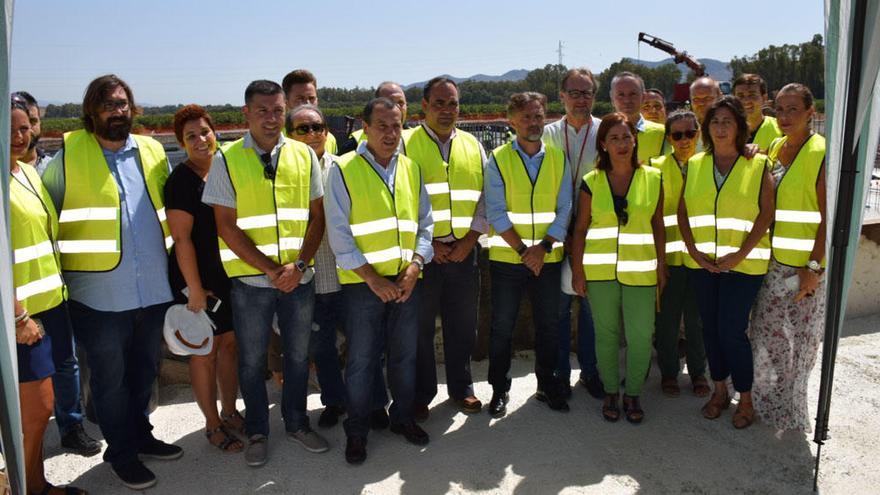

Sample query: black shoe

[413,404,430,423]
[545,392,570,412]
[345,436,367,465]
[488,392,509,418]
[138,437,183,460]
[390,421,430,446]
[370,408,390,430]
[112,460,156,490]
[60,424,101,457]
[318,405,345,428]
[579,374,606,399]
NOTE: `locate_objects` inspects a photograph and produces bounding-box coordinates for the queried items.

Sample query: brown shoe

[692,376,711,398]
[661,377,680,398]
[455,396,482,414]
[732,399,755,429]
[701,392,731,419]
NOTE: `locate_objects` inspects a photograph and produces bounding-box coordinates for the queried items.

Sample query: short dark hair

[244,80,283,105]
[702,95,748,155]
[363,97,399,124]
[81,74,139,133]
[11,91,37,110]
[645,88,665,100]
[732,73,768,96]
[423,77,458,101]
[595,112,639,171]
[611,71,645,93]
[375,81,402,98]
[664,109,699,136]
[285,104,326,136]
[507,92,547,117]
[11,97,30,116]
[173,104,215,145]
[560,67,598,92]
[281,69,317,96]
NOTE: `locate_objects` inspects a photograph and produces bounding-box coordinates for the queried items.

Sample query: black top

[164,163,231,301]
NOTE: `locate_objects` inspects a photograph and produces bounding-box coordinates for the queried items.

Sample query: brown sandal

[206,425,243,452]
[221,410,246,435]
[602,394,620,422]
[661,377,680,398]
[692,376,711,398]
[732,401,755,429]
[701,392,731,419]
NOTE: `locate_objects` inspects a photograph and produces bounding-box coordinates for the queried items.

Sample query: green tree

[729,34,824,98]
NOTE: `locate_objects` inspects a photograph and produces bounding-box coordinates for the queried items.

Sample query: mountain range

[404,69,529,89]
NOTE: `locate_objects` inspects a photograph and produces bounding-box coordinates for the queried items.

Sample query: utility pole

[557,40,564,67]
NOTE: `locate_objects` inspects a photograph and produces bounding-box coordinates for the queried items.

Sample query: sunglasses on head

[293,123,325,135]
[670,129,698,141]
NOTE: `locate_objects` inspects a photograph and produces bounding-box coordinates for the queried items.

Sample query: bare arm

[167,209,207,311]
[570,189,591,297]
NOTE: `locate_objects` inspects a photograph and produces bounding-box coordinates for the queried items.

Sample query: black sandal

[602,394,620,422]
[623,395,644,424]
[221,410,246,435]
[206,425,243,452]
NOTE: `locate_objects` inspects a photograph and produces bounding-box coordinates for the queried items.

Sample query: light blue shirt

[484,139,572,242]
[324,141,434,271]
[41,135,173,312]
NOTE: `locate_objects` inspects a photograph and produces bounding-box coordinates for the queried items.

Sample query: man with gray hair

[542,68,604,400]
[484,92,572,417]
[609,71,666,162]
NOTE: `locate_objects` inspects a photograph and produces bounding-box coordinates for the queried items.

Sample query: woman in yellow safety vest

[571,112,666,424]
[8,99,87,494]
[678,96,775,430]
[750,84,827,432]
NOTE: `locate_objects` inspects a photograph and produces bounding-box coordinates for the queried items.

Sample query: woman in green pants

[571,112,666,423]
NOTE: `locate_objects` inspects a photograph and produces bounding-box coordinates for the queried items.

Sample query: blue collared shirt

[41,135,173,311]
[324,141,433,270]
[484,139,572,242]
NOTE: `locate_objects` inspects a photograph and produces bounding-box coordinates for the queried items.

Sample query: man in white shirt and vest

[609,71,666,163]
[203,80,328,467]
[404,77,487,419]
[324,97,434,464]
[542,68,604,400]
[41,75,181,490]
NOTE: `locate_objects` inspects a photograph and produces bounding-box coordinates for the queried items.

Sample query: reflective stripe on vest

[682,152,771,275]
[58,130,170,272]
[751,116,783,154]
[650,154,685,266]
[768,134,826,267]
[336,152,421,284]
[638,119,666,163]
[403,125,483,239]
[488,142,565,264]
[582,166,661,285]
[218,138,312,277]
[10,162,67,314]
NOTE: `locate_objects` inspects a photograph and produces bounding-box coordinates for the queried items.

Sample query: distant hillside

[627,57,732,82]
[404,69,528,89]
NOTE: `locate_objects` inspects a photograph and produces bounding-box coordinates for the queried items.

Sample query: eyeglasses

[613,196,628,226]
[565,89,595,100]
[101,99,130,113]
[293,123,325,135]
[259,152,275,180]
[670,130,699,141]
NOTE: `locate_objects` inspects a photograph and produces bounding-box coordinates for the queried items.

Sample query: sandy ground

[40,312,880,495]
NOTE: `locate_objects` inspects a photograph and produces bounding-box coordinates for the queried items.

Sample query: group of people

[6,66,826,493]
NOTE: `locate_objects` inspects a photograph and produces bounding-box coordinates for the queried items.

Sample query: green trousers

[655,265,705,379]
[587,280,655,396]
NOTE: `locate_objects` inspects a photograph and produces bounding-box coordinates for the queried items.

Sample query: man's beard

[27,132,40,151]
[95,116,132,141]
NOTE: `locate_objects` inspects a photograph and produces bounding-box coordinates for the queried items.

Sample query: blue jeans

[342,280,419,438]
[310,291,346,407]
[39,302,84,436]
[231,279,314,436]
[555,294,598,382]
[68,300,168,467]
[488,261,561,394]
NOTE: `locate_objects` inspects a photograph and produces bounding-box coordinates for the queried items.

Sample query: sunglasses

[259,152,275,180]
[293,123,325,135]
[670,129,698,141]
[613,196,629,226]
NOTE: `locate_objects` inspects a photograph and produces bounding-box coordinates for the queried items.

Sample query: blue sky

[10,0,824,106]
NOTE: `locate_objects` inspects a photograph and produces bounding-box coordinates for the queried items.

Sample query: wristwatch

[539,239,553,254]
[806,260,823,274]
[411,258,425,271]
[294,259,307,273]
[516,243,528,256]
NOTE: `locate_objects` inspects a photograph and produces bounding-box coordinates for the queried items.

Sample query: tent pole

[813,0,868,491]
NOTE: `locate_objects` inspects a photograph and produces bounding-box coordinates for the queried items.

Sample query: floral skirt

[750,260,826,432]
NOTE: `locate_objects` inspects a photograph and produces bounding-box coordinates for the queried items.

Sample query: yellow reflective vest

[58,130,170,272]
[650,154,686,266]
[336,152,422,284]
[11,163,66,314]
[751,116,783,154]
[582,166,661,285]
[403,125,483,239]
[218,138,313,278]
[638,119,666,163]
[682,152,771,275]
[767,134,826,267]
[488,142,565,264]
